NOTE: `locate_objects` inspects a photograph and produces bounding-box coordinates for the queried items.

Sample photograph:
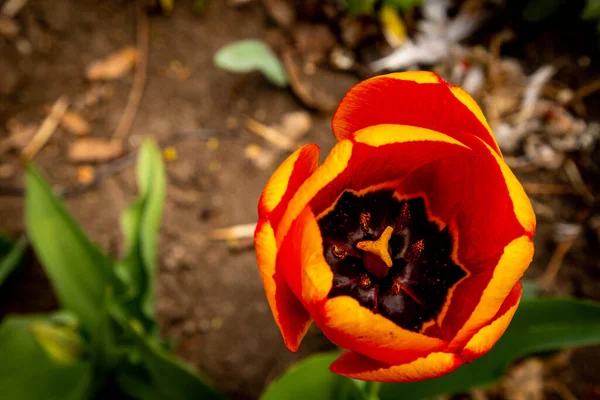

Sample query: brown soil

[1,1,600,399]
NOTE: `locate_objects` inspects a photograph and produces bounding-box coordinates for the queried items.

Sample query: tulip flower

[254,71,535,382]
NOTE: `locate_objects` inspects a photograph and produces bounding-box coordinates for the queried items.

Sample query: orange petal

[315,296,448,365]
[330,350,463,382]
[278,207,333,307]
[448,236,533,351]
[276,140,353,246]
[254,219,312,351]
[331,71,501,155]
[258,143,320,231]
[461,282,522,362]
[393,137,534,340]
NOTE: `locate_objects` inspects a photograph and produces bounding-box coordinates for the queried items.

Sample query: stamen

[331,245,347,259]
[320,191,467,334]
[358,274,371,288]
[397,202,410,232]
[359,212,371,232]
[405,239,424,264]
[391,279,401,295]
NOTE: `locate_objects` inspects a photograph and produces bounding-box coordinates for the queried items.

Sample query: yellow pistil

[356,226,394,268]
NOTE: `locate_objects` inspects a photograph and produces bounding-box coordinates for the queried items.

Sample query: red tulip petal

[394,137,534,341]
[449,236,533,350]
[316,296,448,365]
[330,350,463,382]
[332,71,500,155]
[255,144,320,351]
[461,282,522,362]
[258,143,320,231]
[275,140,354,247]
[312,124,470,215]
[254,220,312,352]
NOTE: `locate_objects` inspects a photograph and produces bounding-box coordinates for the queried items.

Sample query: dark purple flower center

[318,190,466,336]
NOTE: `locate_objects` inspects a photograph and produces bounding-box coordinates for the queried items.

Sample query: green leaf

[379,298,600,399]
[261,352,365,400]
[0,231,13,254]
[523,0,563,22]
[214,39,288,87]
[118,369,168,400]
[0,235,27,287]
[31,321,86,365]
[583,0,600,19]
[382,0,422,11]
[344,0,376,15]
[0,314,94,400]
[122,321,224,400]
[89,289,127,373]
[25,164,118,332]
[116,140,166,325]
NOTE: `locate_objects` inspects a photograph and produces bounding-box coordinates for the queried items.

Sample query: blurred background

[1,0,600,399]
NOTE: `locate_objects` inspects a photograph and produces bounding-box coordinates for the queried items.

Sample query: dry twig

[21,96,69,160]
[245,118,300,151]
[540,237,578,289]
[1,128,224,199]
[210,223,257,241]
[563,159,595,204]
[522,182,575,195]
[112,2,149,141]
[566,78,600,107]
[544,381,579,400]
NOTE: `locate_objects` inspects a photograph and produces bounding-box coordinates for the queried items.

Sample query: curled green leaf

[31,322,86,365]
[214,39,288,87]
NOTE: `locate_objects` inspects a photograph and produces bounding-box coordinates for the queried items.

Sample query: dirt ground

[1,1,600,399]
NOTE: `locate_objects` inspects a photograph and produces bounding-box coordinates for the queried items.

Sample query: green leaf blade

[582,0,600,19]
[25,164,117,332]
[0,235,27,287]
[117,140,166,323]
[0,314,94,400]
[379,298,600,399]
[382,0,422,11]
[123,322,224,400]
[261,352,365,400]
[262,298,600,400]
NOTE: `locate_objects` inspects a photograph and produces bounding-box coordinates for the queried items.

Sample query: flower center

[318,190,467,336]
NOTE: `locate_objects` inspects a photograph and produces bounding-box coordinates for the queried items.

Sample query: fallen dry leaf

[1,0,27,18]
[246,118,299,151]
[0,16,19,38]
[211,223,257,240]
[68,138,123,162]
[86,47,139,81]
[244,144,277,170]
[61,111,90,136]
[0,120,36,154]
[21,96,69,160]
[279,110,312,140]
[263,0,295,28]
